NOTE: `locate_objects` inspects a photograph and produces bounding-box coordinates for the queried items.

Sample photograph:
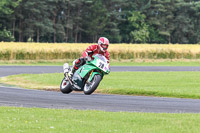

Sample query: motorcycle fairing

[78,64,99,78]
[71,64,96,90]
[71,72,83,90]
[76,64,103,83]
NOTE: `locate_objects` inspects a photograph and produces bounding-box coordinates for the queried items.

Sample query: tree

[0,0,21,41]
[0,0,20,14]
[195,1,200,43]
[142,0,178,44]
[102,0,128,43]
[25,0,54,42]
[172,0,200,44]
[82,0,108,42]
[12,0,55,42]
[1,0,200,43]
[128,11,150,43]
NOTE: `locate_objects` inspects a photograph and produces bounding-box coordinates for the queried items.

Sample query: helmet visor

[101,44,108,50]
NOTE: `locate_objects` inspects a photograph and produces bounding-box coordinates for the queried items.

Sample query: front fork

[64,72,73,86]
[86,70,94,84]
[87,70,103,82]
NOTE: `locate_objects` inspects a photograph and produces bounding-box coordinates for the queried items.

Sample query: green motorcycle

[60,54,110,95]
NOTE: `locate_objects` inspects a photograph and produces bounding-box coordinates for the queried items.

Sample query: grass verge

[1,72,200,99]
[1,59,200,66]
[0,107,200,133]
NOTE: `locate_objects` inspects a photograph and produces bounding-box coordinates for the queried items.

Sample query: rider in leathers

[68,37,110,77]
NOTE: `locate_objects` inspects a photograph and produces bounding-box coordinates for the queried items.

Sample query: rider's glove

[85,56,92,61]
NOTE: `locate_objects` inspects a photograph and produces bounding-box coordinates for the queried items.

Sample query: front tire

[60,77,72,94]
[84,75,102,95]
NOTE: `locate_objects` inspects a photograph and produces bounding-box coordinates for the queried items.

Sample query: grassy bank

[0,107,200,133]
[1,42,200,60]
[1,72,200,99]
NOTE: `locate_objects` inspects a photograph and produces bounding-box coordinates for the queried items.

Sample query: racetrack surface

[1,85,200,113]
[0,66,200,113]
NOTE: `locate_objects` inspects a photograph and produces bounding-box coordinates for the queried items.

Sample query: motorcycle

[60,54,110,95]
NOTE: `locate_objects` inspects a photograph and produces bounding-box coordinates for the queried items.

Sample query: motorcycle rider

[68,37,110,77]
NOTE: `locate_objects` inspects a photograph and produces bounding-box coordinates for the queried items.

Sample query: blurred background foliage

[0,0,199,44]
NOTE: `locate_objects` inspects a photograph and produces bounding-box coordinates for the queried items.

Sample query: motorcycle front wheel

[60,77,72,94]
[84,74,102,95]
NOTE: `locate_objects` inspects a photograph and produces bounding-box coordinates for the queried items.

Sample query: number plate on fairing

[97,60,108,72]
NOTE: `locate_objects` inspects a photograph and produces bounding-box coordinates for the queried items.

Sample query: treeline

[0,0,200,44]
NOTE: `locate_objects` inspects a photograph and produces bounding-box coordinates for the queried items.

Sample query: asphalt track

[0,66,200,113]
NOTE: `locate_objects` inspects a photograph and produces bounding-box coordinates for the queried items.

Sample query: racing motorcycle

[60,54,110,95]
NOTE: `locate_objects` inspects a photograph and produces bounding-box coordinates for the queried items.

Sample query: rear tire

[60,77,72,94]
[84,75,102,95]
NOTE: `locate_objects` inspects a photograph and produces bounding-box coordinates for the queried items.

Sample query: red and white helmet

[98,37,109,52]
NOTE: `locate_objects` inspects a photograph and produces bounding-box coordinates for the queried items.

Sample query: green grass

[102,72,200,99]
[1,72,200,99]
[1,59,200,66]
[0,107,200,133]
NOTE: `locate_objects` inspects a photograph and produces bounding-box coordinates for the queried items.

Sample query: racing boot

[68,58,84,78]
[68,67,76,78]
[63,63,70,75]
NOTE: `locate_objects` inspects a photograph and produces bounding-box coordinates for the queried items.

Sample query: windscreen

[95,54,107,63]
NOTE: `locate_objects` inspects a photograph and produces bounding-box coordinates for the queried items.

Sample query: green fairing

[78,64,101,78]
[77,56,98,78]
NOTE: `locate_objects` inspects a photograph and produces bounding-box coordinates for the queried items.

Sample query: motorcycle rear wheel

[84,75,102,95]
[60,77,72,94]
